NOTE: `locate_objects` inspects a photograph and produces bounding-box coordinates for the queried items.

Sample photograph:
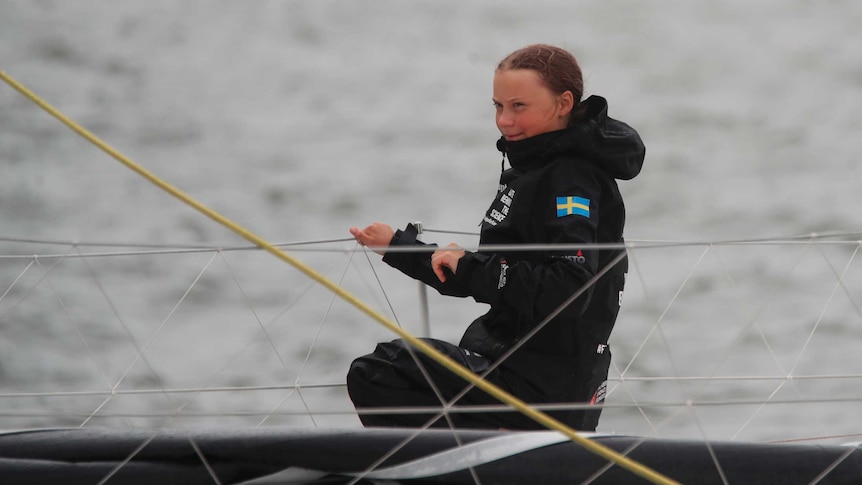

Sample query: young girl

[347,44,645,431]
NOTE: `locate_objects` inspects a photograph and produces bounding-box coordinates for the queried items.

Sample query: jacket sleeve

[451,166,605,322]
[382,223,473,297]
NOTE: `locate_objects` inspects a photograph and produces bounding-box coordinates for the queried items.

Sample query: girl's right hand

[349,222,395,255]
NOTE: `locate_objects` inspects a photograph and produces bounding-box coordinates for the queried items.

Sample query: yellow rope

[0,69,680,485]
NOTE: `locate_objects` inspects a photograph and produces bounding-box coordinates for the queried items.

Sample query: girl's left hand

[431,243,465,282]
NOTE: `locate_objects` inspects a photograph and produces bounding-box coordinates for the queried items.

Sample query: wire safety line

[76,246,180,422]
[189,437,224,485]
[0,69,679,485]
[10,392,862,419]
[221,253,290,371]
[258,250,358,428]
[619,245,711,382]
[28,256,115,392]
[789,243,862,376]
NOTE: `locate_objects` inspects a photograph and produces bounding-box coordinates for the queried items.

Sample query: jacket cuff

[453,251,500,306]
[382,223,420,270]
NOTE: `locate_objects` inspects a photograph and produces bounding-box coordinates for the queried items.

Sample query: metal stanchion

[413,221,431,338]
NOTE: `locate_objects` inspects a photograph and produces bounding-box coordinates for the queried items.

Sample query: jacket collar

[496,129,567,172]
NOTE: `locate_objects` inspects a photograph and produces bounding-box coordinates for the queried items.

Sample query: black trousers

[346,338,603,430]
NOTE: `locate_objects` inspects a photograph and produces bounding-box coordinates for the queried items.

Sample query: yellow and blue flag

[556,196,590,218]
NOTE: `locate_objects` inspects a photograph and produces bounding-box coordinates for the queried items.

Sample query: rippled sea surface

[2,0,862,442]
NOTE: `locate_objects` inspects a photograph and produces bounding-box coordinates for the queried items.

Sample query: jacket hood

[496,95,645,180]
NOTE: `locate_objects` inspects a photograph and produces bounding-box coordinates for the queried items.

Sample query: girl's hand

[431,243,465,282]
[349,223,395,255]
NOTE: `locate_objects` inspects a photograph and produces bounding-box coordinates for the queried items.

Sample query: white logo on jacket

[483,188,516,227]
[497,260,509,289]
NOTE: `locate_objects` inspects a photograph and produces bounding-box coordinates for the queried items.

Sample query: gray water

[2,0,862,444]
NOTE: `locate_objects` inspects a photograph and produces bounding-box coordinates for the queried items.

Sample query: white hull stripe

[237,431,610,483]
[356,431,593,480]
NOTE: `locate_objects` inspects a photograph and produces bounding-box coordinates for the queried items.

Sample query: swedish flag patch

[556,196,590,218]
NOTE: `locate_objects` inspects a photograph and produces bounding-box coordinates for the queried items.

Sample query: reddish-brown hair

[497,44,587,125]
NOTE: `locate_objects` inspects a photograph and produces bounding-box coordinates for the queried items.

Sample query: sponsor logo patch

[497,259,509,289]
[591,380,607,404]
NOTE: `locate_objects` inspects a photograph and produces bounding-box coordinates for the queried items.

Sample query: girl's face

[493,68,573,141]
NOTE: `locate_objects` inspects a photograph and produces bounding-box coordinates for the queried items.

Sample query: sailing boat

[2,425,862,484]
[3,70,862,483]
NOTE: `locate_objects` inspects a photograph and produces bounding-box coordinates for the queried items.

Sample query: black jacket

[383,95,645,404]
